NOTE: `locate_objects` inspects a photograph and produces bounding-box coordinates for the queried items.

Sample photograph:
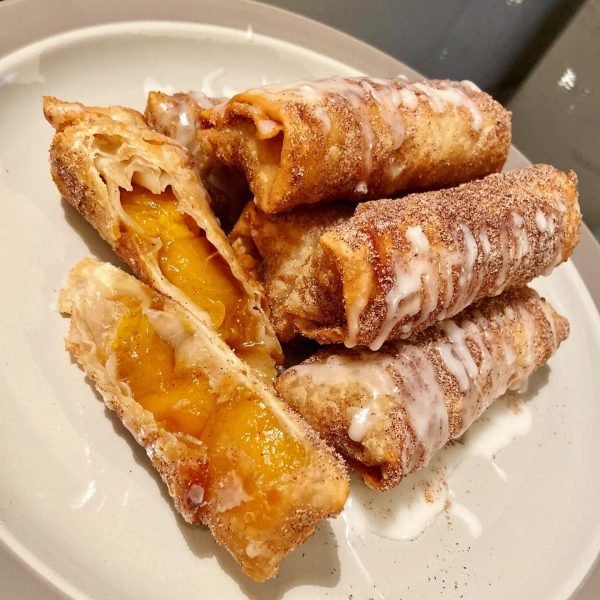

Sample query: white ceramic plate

[1,11,599,600]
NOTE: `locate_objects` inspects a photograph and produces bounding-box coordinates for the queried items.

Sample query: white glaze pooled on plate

[344,392,533,542]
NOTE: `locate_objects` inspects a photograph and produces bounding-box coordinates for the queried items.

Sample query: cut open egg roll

[44,96,281,379]
[61,258,349,581]
[232,165,580,349]
[199,76,512,213]
[276,287,568,490]
[144,91,250,230]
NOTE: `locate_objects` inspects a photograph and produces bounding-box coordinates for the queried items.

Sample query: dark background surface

[260,0,599,236]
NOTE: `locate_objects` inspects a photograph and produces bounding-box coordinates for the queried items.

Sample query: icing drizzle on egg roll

[276,287,569,490]
[200,76,511,213]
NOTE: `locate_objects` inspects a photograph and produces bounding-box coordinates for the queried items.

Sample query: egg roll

[145,91,250,230]
[44,96,281,378]
[61,258,349,581]
[232,165,579,349]
[276,287,568,490]
[199,76,511,213]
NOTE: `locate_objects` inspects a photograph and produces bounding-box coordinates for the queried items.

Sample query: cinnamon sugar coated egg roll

[199,76,511,213]
[232,165,579,349]
[276,287,568,490]
[61,258,349,581]
[44,96,281,378]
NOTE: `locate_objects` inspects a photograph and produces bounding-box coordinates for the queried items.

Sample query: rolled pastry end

[276,287,569,491]
[201,76,511,213]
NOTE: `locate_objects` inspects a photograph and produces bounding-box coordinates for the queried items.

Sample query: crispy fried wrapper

[276,287,569,490]
[61,259,349,581]
[200,76,511,213]
[232,165,579,349]
[44,96,282,377]
[144,91,250,229]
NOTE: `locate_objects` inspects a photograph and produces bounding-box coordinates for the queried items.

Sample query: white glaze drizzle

[287,293,560,490]
[392,347,449,470]
[494,226,511,293]
[480,228,491,258]
[152,92,217,148]
[435,296,557,436]
[405,225,430,253]
[535,209,548,233]
[511,212,529,265]
[293,347,450,471]
[215,471,249,512]
[291,354,398,443]
[255,118,280,138]
[370,223,483,351]
[344,392,532,543]
[412,82,483,130]
[344,267,374,349]
[354,181,368,194]
[187,484,205,505]
[369,226,435,350]
[252,77,483,178]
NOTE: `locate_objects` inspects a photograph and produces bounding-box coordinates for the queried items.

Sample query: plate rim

[1,3,599,599]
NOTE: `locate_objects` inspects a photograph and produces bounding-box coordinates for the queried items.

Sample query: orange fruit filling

[112,300,307,535]
[119,186,277,379]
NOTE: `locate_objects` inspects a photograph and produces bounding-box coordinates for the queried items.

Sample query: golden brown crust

[144,91,250,230]
[230,202,354,341]
[43,96,147,130]
[44,95,282,366]
[235,165,580,347]
[200,77,511,213]
[275,287,569,490]
[61,258,349,581]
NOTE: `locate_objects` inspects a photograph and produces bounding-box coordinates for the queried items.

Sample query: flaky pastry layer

[44,96,282,372]
[60,258,349,581]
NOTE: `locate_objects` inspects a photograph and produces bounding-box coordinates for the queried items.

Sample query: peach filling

[112,299,307,539]
[119,186,276,379]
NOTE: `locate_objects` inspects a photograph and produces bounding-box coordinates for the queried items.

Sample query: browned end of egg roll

[232,164,579,349]
[276,287,569,490]
[200,76,511,213]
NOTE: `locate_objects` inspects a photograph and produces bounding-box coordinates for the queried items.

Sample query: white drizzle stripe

[248,77,483,180]
[436,297,543,436]
[284,291,562,481]
[369,223,478,350]
[366,200,559,350]
[290,355,398,443]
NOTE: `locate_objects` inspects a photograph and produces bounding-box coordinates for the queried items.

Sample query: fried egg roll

[61,258,349,581]
[199,76,511,213]
[44,96,281,378]
[276,287,568,490]
[145,91,250,230]
[232,165,579,349]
